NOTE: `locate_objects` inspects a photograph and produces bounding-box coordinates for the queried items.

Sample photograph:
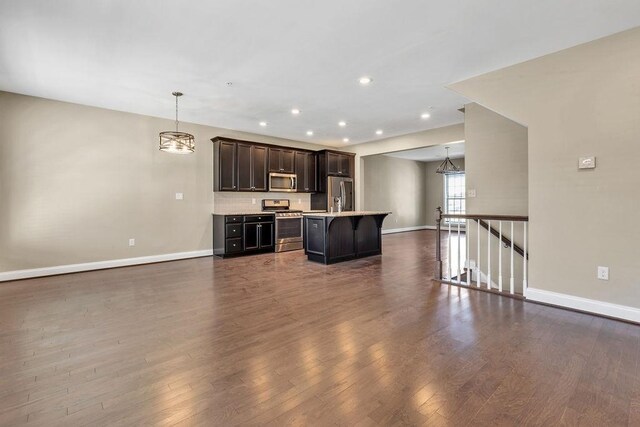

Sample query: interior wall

[362,155,427,230]
[351,124,465,210]
[0,91,327,273]
[450,27,640,308]
[463,104,528,289]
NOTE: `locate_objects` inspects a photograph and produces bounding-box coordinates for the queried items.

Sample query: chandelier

[436,146,462,174]
[159,92,195,154]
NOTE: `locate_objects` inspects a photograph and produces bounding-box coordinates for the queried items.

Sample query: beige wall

[450,27,640,307]
[463,104,527,289]
[464,103,528,215]
[0,91,327,273]
[362,156,465,230]
[351,124,465,210]
[362,155,427,230]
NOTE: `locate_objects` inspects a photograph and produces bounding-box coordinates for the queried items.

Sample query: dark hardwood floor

[1,230,639,426]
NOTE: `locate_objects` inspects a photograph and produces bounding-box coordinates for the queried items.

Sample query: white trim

[0,250,213,282]
[382,225,436,234]
[527,287,640,323]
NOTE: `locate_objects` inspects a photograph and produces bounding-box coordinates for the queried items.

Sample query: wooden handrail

[435,207,529,281]
[441,213,529,222]
[475,219,528,260]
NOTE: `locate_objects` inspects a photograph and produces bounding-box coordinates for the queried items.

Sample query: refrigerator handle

[340,181,345,207]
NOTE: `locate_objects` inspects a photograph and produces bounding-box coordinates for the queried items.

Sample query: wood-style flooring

[1,230,639,426]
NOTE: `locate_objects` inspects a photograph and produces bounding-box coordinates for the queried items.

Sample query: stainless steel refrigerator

[327,176,354,211]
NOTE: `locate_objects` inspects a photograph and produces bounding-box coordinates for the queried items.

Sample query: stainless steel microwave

[269,173,297,192]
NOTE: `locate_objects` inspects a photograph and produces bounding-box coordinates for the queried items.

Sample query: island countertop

[302,211,391,217]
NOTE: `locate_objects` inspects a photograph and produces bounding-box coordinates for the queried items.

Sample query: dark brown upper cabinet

[326,152,352,177]
[268,148,295,173]
[213,137,319,193]
[237,143,267,192]
[295,151,317,193]
[217,141,237,191]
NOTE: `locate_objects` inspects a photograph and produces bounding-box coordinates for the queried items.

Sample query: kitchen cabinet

[295,151,317,193]
[218,141,237,191]
[237,143,267,192]
[212,137,317,193]
[269,148,295,173]
[212,214,274,257]
[314,149,355,194]
[327,152,352,176]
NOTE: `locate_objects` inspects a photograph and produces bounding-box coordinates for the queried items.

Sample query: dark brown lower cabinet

[213,214,274,257]
[303,213,389,264]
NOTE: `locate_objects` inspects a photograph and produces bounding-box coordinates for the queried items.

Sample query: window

[444,172,465,224]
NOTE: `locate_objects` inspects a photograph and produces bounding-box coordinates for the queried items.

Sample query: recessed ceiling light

[291,108,301,115]
[343,138,349,143]
[421,113,431,119]
[359,76,373,85]
[375,130,383,135]
[306,130,313,136]
[259,121,267,127]
[338,121,347,127]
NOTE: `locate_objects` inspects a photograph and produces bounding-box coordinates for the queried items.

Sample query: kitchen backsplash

[213,192,311,214]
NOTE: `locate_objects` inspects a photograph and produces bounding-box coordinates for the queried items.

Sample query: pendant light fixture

[436,146,462,174]
[159,92,195,154]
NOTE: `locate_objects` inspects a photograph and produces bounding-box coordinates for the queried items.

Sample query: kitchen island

[303,211,390,264]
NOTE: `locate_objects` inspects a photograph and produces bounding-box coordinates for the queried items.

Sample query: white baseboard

[382,225,436,235]
[527,287,640,323]
[0,250,214,282]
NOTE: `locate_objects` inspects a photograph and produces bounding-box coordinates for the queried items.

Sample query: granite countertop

[302,211,391,217]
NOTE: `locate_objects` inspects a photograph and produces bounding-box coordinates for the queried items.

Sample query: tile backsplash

[213,192,311,214]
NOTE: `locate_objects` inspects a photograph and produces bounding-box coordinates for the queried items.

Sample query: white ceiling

[1,1,639,147]
[385,142,465,162]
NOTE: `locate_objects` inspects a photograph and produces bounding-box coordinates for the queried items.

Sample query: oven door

[275,216,303,251]
[269,173,297,192]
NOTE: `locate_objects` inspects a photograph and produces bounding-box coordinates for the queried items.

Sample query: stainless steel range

[262,199,303,252]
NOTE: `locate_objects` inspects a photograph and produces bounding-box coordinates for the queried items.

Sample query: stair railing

[435,207,529,298]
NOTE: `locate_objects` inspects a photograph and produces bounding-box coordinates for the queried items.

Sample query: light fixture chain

[175,94,179,132]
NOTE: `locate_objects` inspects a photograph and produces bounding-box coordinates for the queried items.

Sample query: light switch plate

[467,189,476,198]
[129,238,135,247]
[597,266,609,280]
[175,192,183,200]
[578,156,596,169]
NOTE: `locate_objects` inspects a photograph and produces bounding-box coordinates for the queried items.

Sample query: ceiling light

[421,113,431,119]
[359,76,373,85]
[159,92,195,154]
[306,130,313,136]
[436,147,463,174]
[338,121,346,127]
[375,130,383,135]
[291,108,301,115]
[343,138,349,143]
[259,121,267,127]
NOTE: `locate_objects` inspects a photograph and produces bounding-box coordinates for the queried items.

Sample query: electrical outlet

[298,198,302,204]
[597,266,609,281]
[467,189,477,198]
[252,198,256,205]
[129,238,135,247]
[175,192,183,200]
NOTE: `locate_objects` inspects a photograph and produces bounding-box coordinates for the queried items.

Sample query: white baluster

[498,221,503,293]
[476,219,481,287]
[510,221,515,294]
[457,222,461,283]
[487,220,491,289]
[523,222,528,297]
[466,219,471,286]
[448,221,452,281]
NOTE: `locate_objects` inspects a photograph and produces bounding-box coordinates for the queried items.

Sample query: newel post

[435,207,443,280]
